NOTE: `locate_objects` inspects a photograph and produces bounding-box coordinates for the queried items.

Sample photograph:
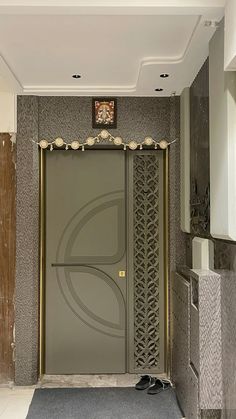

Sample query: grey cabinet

[172,268,223,418]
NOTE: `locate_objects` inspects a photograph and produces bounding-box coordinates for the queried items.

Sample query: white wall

[224,0,236,71]
[0,92,17,133]
[209,21,236,240]
[192,237,214,270]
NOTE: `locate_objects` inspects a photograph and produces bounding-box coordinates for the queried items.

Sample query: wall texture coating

[16,95,185,384]
[15,96,39,385]
[38,96,172,142]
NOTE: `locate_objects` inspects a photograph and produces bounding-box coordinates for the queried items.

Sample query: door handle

[51,263,88,267]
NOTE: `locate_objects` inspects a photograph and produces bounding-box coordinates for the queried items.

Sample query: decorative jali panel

[131,153,164,372]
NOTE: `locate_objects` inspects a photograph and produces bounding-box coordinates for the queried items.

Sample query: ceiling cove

[0,1,224,96]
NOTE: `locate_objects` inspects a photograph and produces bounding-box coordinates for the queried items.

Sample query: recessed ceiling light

[160,73,169,78]
[204,20,219,28]
[72,74,81,79]
[155,88,163,92]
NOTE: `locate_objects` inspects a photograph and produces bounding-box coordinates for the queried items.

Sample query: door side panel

[127,151,165,374]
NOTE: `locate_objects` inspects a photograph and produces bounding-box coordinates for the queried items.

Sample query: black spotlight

[160,73,169,78]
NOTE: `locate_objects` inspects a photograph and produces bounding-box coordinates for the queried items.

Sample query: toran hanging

[35,129,176,151]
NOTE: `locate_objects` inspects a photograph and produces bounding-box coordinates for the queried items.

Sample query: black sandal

[147,378,171,395]
[135,375,155,390]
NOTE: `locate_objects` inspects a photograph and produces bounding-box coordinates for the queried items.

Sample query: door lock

[119,270,126,278]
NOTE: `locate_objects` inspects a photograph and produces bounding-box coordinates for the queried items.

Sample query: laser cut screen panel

[128,152,165,374]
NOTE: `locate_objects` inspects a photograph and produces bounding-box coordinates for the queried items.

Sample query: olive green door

[45,150,126,374]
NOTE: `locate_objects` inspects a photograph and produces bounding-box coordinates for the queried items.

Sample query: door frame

[39,147,170,378]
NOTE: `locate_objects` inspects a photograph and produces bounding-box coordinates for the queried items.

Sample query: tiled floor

[0,388,34,419]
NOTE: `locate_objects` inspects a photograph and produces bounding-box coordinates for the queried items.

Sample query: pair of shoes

[147,378,172,395]
[135,375,172,395]
[135,375,155,390]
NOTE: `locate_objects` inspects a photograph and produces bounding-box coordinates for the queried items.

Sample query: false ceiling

[0,0,225,96]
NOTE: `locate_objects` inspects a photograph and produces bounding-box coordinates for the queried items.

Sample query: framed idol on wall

[92,98,117,129]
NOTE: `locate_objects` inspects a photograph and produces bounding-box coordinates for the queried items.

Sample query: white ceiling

[0,0,225,96]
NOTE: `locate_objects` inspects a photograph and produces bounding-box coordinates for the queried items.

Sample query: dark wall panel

[190,59,210,237]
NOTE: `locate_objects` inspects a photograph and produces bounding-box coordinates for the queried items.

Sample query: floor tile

[0,388,34,419]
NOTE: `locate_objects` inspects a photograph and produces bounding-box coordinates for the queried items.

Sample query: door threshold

[39,373,168,388]
[39,374,138,388]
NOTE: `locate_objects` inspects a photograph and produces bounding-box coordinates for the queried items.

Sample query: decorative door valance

[35,130,176,151]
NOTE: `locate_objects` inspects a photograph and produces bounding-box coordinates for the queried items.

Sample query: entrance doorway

[42,149,167,375]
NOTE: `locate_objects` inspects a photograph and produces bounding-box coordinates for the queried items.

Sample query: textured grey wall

[171,272,193,416]
[220,271,236,416]
[38,97,172,141]
[197,270,223,410]
[16,95,184,384]
[178,53,236,418]
[16,96,39,385]
[169,96,186,272]
[189,48,236,418]
[172,268,225,418]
